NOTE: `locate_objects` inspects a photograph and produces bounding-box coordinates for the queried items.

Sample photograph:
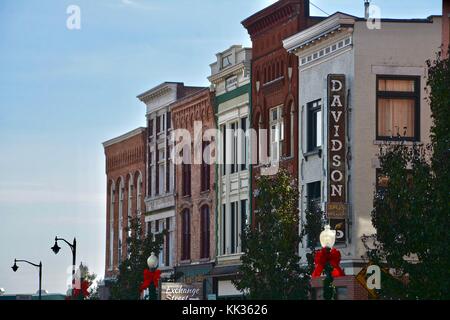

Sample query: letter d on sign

[66,5,81,30]
[366,265,381,290]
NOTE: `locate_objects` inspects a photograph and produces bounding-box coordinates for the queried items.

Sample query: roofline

[136,82,184,101]
[102,127,146,148]
[170,87,210,110]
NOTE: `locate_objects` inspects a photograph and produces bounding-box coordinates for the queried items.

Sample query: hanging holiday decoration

[312,247,345,278]
[139,269,161,292]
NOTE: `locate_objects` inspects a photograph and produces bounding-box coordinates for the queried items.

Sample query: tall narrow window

[230,202,238,254]
[155,149,159,195]
[182,162,191,196]
[156,115,161,135]
[222,124,227,176]
[200,206,210,259]
[241,117,248,171]
[201,141,210,191]
[290,104,295,157]
[148,151,153,197]
[109,183,115,269]
[307,100,322,152]
[270,106,284,162]
[181,209,191,260]
[377,76,419,141]
[165,217,171,266]
[158,148,164,195]
[307,181,321,247]
[118,179,124,264]
[222,204,226,255]
[148,118,154,138]
[231,122,238,173]
[240,199,247,252]
[167,112,172,130]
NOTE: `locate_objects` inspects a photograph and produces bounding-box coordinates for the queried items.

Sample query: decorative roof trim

[283,12,356,53]
[103,127,146,148]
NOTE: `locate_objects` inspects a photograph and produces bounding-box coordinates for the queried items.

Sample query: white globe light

[320,225,336,248]
[147,252,158,269]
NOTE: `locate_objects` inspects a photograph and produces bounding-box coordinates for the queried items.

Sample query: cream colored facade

[284,13,442,274]
[208,45,251,298]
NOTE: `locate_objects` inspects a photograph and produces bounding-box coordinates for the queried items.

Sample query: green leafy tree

[110,216,166,300]
[362,52,450,299]
[233,169,310,299]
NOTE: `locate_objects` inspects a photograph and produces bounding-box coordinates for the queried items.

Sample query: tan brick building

[171,88,216,298]
[103,127,147,281]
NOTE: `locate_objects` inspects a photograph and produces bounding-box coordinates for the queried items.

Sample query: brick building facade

[103,127,147,280]
[242,0,323,224]
[171,88,216,298]
[443,0,450,57]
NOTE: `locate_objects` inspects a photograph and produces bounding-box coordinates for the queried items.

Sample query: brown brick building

[242,0,323,224]
[443,0,450,57]
[171,88,216,297]
[103,127,147,281]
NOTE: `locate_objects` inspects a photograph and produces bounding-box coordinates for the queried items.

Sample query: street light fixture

[320,225,336,248]
[51,236,76,292]
[147,252,158,270]
[146,252,159,300]
[11,259,43,300]
[319,225,337,300]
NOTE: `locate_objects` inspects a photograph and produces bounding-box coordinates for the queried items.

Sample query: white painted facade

[208,45,251,298]
[284,12,442,274]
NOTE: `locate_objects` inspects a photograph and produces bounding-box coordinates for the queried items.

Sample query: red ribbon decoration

[312,247,345,278]
[139,269,161,292]
[72,280,91,299]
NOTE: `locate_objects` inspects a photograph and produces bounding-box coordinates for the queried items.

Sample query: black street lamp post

[11,259,43,300]
[51,236,76,292]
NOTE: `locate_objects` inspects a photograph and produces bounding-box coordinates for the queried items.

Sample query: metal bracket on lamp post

[12,259,43,300]
[51,236,77,290]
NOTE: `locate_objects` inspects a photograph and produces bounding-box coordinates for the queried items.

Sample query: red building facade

[443,0,450,57]
[171,88,216,296]
[242,0,322,222]
[103,128,147,280]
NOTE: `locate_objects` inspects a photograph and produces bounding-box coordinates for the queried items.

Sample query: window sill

[373,139,421,146]
[180,259,191,265]
[303,148,322,161]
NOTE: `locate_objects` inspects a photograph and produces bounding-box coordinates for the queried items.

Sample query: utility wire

[310,1,330,16]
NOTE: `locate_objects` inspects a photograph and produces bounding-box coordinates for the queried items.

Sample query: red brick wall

[443,0,450,57]
[242,0,321,225]
[171,89,216,265]
[311,276,369,300]
[104,129,147,278]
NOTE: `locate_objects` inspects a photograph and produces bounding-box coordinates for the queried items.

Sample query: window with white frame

[270,106,284,162]
[118,179,124,264]
[109,183,115,269]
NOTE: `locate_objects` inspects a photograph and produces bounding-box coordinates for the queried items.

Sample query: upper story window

[270,106,284,162]
[167,112,171,130]
[156,115,161,135]
[201,141,210,192]
[222,54,232,69]
[148,118,154,138]
[181,209,191,261]
[307,100,322,152]
[376,76,420,141]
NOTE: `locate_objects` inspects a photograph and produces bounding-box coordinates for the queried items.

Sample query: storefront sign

[330,218,346,244]
[160,282,201,300]
[327,74,347,224]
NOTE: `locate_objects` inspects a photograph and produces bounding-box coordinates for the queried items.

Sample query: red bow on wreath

[312,247,345,278]
[139,269,161,292]
[72,280,91,299]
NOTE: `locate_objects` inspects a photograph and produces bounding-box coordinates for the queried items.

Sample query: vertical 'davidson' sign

[327,74,347,243]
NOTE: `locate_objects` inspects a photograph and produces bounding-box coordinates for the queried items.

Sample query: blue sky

[0,0,442,295]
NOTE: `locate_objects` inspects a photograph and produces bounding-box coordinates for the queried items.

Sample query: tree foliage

[110,216,166,300]
[233,169,310,299]
[363,52,450,299]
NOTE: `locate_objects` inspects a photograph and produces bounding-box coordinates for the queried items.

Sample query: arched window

[118,178,124,264]
[181,209,191,260]
[136,172,142,217]
[290,102,295,158]
[200,205,210,259]
[109,181,115,269]
[127,175,133,239]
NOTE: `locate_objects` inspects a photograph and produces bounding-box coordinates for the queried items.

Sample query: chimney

[364,0,370,19]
